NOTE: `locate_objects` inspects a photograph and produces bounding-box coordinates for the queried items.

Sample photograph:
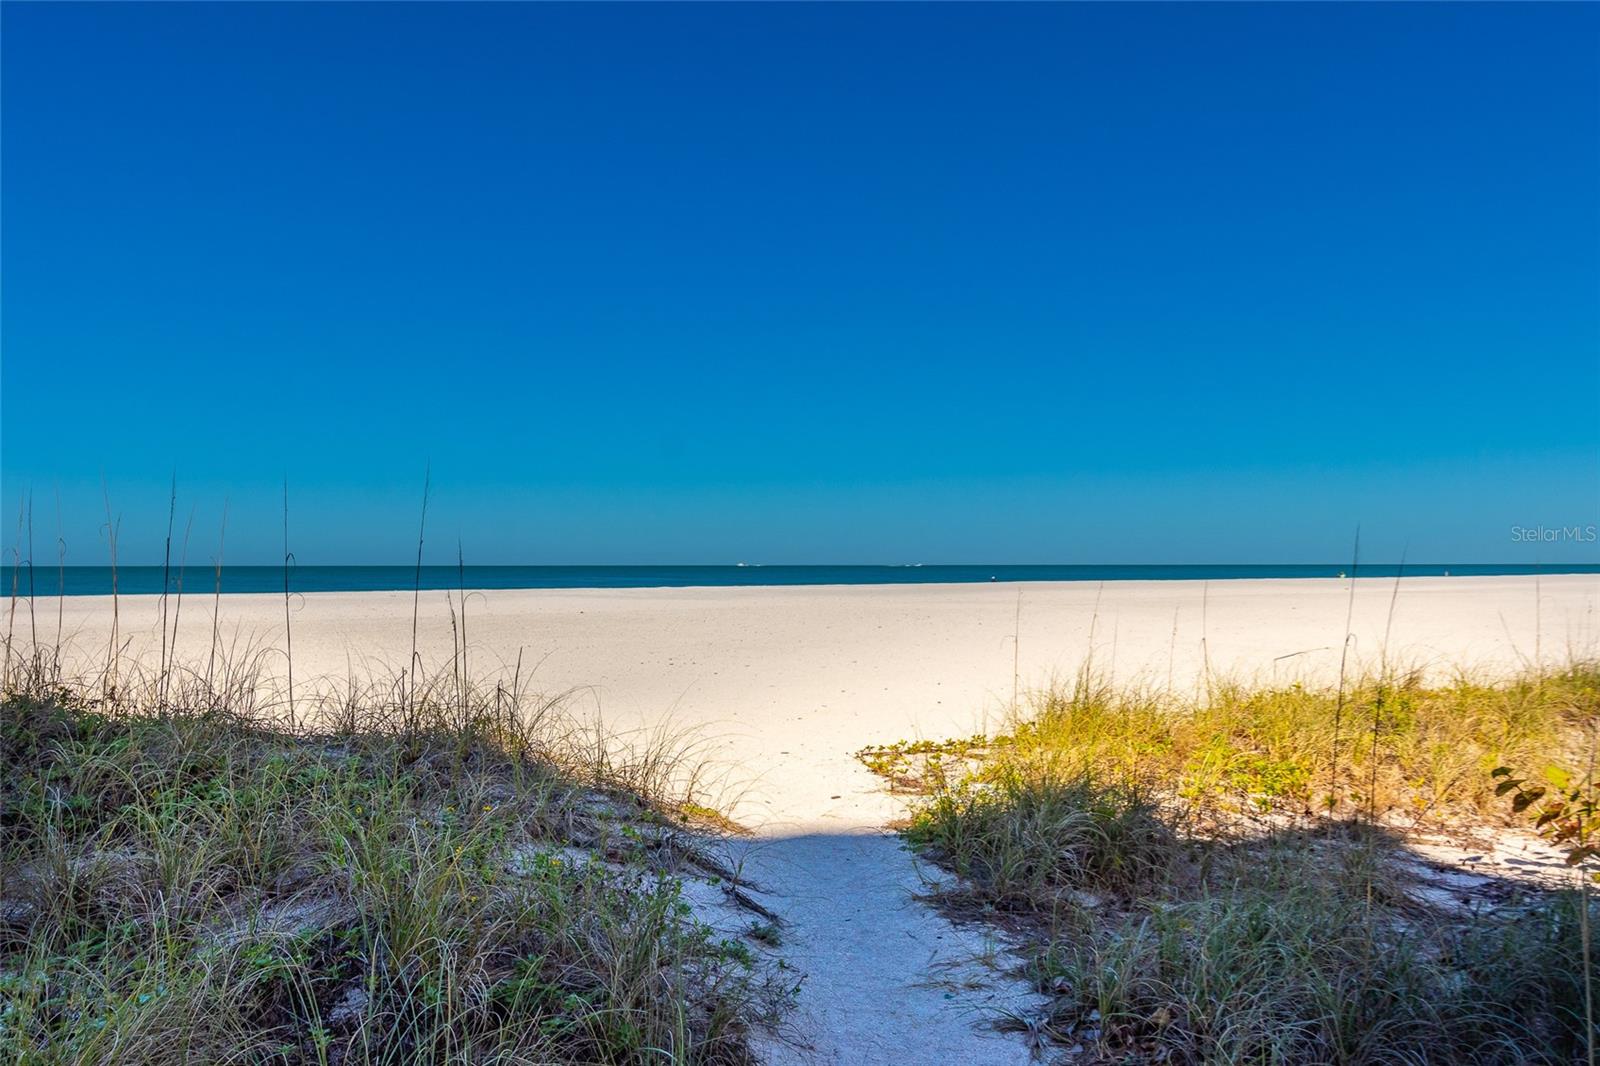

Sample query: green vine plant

[1493,761,1599,1066]
[1492,764,1600,876]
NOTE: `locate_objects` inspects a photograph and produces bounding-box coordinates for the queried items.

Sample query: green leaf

[1494,779,1524,797]
[1491,767,1513,778]
[1543,765,1573,790]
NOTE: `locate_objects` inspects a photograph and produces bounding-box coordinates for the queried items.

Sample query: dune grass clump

[0,657,778,1065]
[863,664,1600,1064]
[905,770,1173,906]
[1009,825,1599,1063]
[1027,835,1597,1064]
[866,664,1600,830]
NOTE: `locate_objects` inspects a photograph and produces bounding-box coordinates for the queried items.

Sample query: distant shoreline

[22,563,1600,597]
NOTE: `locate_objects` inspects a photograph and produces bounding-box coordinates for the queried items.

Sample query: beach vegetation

[861,663,1600,1063]
[0,650,784,1065]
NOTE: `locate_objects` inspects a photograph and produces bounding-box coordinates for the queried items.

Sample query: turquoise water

[19,564,1600,597]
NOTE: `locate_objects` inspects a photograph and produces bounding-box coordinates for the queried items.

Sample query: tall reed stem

[167,504,196,707]
[1330,526,1360,812]
[101,481,119,697]
[1585,721,1597,1066]
[26,491,36,654]
[1369,555,1405,824]
[1011,587,1022,715]
[5,495,21,691]
[410,465,430,713]
[54,487,65,681]
[207,500,229,692]
[1587,876,1597,1066]
[159,474,175,698]
[283,479,294,730]
[458,540,468,714]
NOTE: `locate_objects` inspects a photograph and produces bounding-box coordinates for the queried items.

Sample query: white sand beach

[36,575,1600,828]
[25,574,1600,1063]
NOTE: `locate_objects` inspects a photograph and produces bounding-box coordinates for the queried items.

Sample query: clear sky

[2,3,1597,565]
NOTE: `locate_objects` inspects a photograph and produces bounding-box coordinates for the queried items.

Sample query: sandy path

[23,574,1600,1062]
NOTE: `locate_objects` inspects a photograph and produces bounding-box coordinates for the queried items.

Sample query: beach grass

[0,651,781,1065]
[860,663,1600,1063]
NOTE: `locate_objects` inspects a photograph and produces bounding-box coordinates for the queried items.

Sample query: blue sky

[3,3,1597,565]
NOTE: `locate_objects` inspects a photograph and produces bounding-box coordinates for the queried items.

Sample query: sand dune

[22,574,1599,1063]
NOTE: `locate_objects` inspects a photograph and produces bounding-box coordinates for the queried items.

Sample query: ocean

[16,564,1600,597]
